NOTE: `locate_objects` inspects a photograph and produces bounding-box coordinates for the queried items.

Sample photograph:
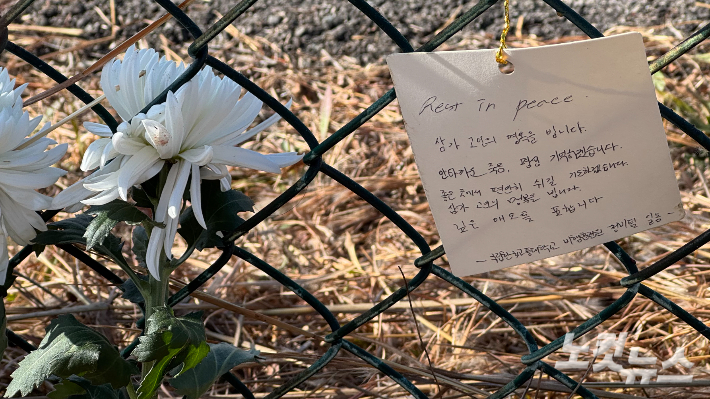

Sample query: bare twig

[518,366,537,399]
[566,353,598,399]
[22,0,198,107]
[7,302,110,321]
[16,94,106,150]
[398,266,442,396]
[8,24,82,36]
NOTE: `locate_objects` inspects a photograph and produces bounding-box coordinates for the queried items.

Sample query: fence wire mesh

[1,0,710,398]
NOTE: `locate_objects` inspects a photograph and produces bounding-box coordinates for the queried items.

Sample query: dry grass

[0,7,710,399]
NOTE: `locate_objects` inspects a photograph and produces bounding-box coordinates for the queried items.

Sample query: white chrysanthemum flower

[0,68,68,284]
[53,45,188,212]
[52,46,302,280]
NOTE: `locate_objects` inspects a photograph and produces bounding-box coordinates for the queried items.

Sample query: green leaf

[132,308,209,399]
[67,377,123,399]
[32,215,93,246]
[32,215,128,268]
[121,278,145,305]
[170,343,260,399]
[132,174,161,210]
[87,200,151,225]
[132,226,148,270]
[131,188,154,211]
[177,208,222,251]
[133,310,206,362]
[137,348,181,399]
[652,71,666,92]
[85,200,151,250]
[177,180,253,250]
[47,379,86,399]
[131,188,155,209]
[49,377,124,399]
[668,94,710,132]
[83,212,115,252]
[173,340,210,377]
[5,315,138,397]
[32,243,45,257]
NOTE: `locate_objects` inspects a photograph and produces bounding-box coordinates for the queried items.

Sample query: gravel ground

[14,0,710,65]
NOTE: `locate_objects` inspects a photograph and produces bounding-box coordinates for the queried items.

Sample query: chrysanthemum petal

[116,146,160,200]
[142,120,173,159]
[199,167,220,180]
[211,146,281,174]
[145,162,181,279]
[199,163,232,191]
[64,202,85,213]
[219,175,232,192]
[264,152,303,168]
[29,144,68,171]
[54,156,123,209]
[0,68,12,93]
[0,233,8,286]
[175,74,199,134]
[51,179,95,210]
[103,58,132,121]
[164,91,184,157]
[82,187,120,206]
[100,140,119,168]
[0,111,31,152]
[119,47,142,117]
[190,163,206,229]
[102,45,188,123]
[15,136,55,154]
[83,122,113,137]
[163,214,178,259]
[135,159,165,184]
[26,115,43,137]
[146,226,165,280]
[155,160,180,223]
[178,146,212,166]
[84,170,119,191]
[167,160,190,219]
[112,132,146,155]
[81,138,111,171]
[187,91,262,148]
[220,99,292,146]
[0,168,65,189]
[3,187,52,210]
[0,189,43,245]
[0,146,56,170]
[199,163,228,180]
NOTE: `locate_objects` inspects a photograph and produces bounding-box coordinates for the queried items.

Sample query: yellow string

[495,0,510,64]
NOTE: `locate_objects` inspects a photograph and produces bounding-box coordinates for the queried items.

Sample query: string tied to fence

[496,0,511,65]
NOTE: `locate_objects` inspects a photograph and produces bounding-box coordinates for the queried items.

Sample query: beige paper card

[387,33,683,276]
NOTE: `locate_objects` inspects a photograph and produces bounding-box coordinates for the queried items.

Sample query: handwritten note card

[387,33,683,276]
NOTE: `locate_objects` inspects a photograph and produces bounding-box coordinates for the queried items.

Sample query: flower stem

[126,383,138,399]
[141,253,170,384]
[144,259,169,320]
[116,261,149,301]
[138,163,175,389]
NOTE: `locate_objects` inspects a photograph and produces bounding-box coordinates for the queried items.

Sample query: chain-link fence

[1,0,710,398]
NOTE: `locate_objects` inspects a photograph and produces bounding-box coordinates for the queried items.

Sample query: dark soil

[13,0,710,66]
